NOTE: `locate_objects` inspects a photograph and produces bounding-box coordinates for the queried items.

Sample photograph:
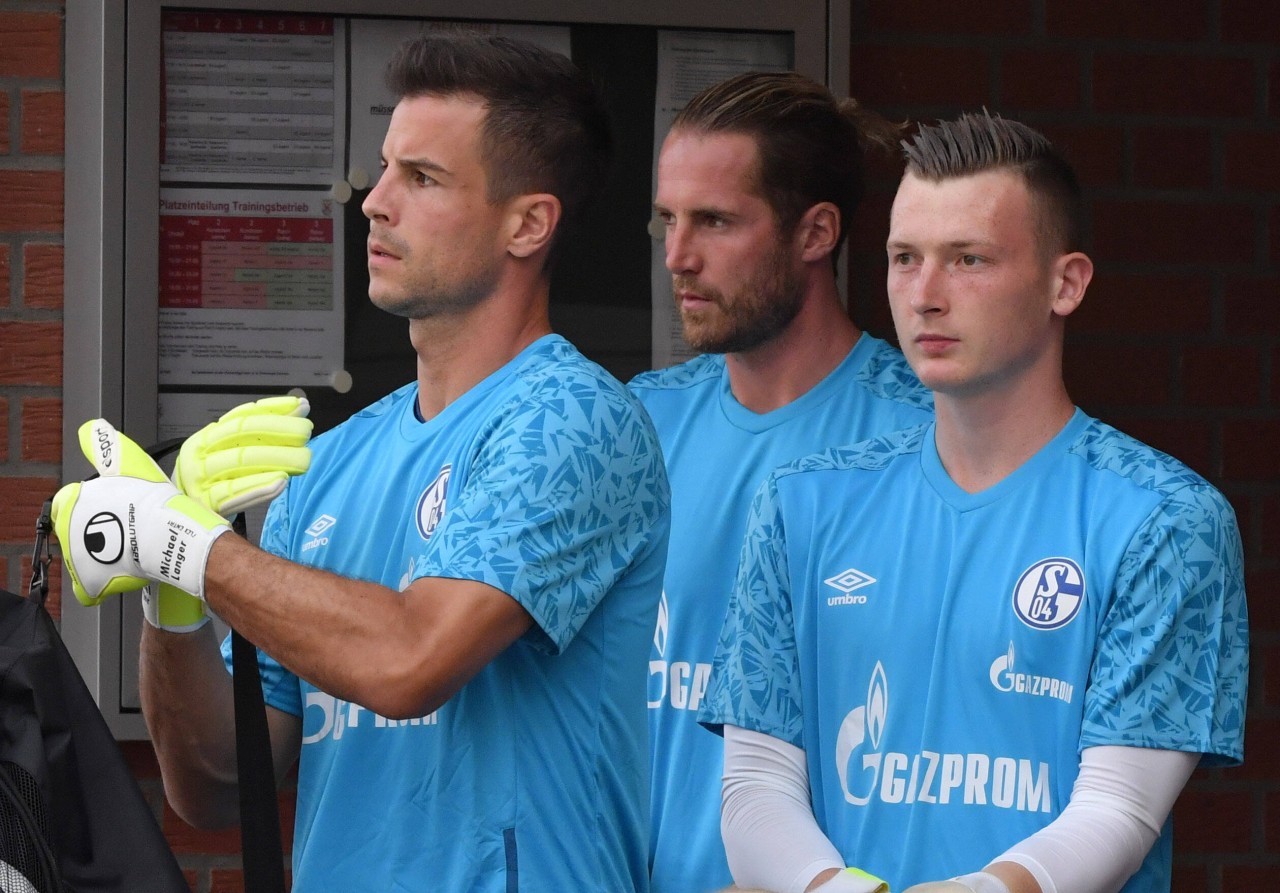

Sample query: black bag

[0,504,188,892]
[9,443,288,893]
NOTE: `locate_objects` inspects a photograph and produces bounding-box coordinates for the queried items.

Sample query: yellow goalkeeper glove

[52,419,230,607]
[149,395,313,631]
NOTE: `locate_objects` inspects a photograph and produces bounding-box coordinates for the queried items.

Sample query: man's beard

[676,247,805,354]
[376,273,497,320]
[370,242,501,320]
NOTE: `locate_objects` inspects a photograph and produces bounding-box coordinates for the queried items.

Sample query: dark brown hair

[902,110,1083,254]
[673,71,902,266]
[385,33,613,267]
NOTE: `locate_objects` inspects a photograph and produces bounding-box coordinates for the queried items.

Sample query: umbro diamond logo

[306,515,337,537]
[302,514,336,553]
[825,568,876,594]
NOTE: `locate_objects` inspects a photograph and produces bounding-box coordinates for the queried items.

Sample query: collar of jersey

[715,334,878,434]
[920,407,1089,511]
[399,334,564,439]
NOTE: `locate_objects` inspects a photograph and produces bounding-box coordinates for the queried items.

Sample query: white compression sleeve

[994,746,1200,893]
[722,725,846,893]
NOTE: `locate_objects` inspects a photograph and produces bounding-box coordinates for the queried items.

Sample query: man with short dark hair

[630,71,932,893]
[699,111,1248,893]
[54,34,669,892]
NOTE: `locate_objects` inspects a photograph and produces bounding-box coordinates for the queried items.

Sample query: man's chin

[368,290,414,318]
[679,323,723,354]
[678,309,723,350]
[683,321,788,355]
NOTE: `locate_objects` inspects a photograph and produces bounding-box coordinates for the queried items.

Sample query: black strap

[230,513,288,893]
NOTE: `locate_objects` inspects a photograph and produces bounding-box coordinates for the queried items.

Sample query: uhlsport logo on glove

[51,419,231,606]
[94,419,116,471]
[52,402,312,632]
[84,511,125,564]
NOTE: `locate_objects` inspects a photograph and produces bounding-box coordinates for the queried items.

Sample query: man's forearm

[200,534,534,720]
[139,620,240,828]
[200,534,423,713]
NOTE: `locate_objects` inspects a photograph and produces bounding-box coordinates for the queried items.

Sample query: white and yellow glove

[147,395,313,632]
[172,395,312,515]
[52,419,231,608]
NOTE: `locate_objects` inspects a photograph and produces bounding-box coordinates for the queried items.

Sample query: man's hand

[173,395,312,515]
[147,396,313,631]
[52,419,230,606]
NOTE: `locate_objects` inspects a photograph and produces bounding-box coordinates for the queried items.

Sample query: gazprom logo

[989,641,1075,704]
[833,661,1053,813]
[835,662,888,805]
[647,590,711,713]
[415,465,451,540]
[1012,558,1085,631]
[302,691,437,745]
[653,591,669,658]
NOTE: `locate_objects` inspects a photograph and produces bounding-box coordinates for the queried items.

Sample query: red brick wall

[844,1,1278,888]
[0,3,63,617]
[0,0,1274,890]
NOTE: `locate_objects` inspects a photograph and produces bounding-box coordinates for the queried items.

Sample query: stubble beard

[677,246,805,354]
[371,253,501,321]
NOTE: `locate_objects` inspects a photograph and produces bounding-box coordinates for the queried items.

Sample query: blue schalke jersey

[700,410,1248,893]
[628,334,931,893]
[225,335,670,893]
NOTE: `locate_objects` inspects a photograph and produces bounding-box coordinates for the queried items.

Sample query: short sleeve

[220,631,303,717]
[257,482,291,557]
[415,377,668,654]
[699,472,806,747]
[1083,483,1249,765]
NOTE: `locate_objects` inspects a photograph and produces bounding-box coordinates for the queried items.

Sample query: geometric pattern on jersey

[223,335,671,893]
[699,410,1247,893]
[629,334,932,893]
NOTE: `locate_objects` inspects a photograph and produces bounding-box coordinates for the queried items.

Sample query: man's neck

[932,377,1076,494]
[725,287,861,414]
[409,281,552,421]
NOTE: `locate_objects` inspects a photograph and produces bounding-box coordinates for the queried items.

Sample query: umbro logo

[825,567,876,606]
[825,568,876,593]
[306,514,337,537]
[303,514,336,553]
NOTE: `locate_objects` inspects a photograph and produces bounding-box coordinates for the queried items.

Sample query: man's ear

[1051,251,1093,319]
[506,193,562,259]
[796,202,841,264]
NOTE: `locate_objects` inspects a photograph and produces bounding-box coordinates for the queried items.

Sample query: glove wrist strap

[141,584,211,633]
